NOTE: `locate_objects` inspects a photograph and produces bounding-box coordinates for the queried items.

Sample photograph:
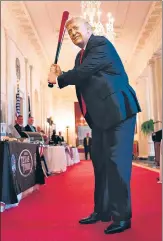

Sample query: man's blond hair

[65,16,92,31]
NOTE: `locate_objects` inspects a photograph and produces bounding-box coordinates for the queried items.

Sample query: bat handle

[48,41,62,88]
[48,58,58,88]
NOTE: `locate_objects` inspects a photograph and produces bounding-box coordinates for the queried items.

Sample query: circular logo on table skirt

[18,149,33,177]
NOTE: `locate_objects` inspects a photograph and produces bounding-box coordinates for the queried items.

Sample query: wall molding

[2,1,50,67]
[126,1,162,83]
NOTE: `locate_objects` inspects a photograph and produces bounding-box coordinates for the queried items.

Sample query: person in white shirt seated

[25,116,36,132]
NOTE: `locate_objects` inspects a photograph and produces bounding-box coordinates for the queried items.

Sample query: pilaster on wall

[135,51,162,158]
[126,1,162,84]
[147,60,155,120]
[153,54,162,124]
[135,76,149,157]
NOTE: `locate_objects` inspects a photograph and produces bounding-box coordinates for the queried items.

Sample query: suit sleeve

[57,44,109,88]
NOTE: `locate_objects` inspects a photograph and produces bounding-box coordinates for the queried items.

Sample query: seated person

[37,126,42,132]
[57,131,64,144]
[50,130,58,145]
[14,115,25,137]
[40,130,48,143]
[25,116,36,132]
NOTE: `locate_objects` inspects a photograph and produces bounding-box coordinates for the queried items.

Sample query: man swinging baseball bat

[48,15,141,235]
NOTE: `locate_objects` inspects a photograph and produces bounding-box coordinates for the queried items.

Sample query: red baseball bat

[48,11,69,88]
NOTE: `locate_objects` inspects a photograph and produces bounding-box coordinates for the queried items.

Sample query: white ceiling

[24,1,153,69]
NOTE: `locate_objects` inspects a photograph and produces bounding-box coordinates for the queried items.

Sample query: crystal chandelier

[81,1,115,43]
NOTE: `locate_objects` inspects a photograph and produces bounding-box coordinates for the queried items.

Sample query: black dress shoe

[79,212,111,224]
[104,220,131,234]
[79,212,101,224]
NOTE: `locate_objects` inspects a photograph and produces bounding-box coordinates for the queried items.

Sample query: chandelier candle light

[81,1,115,43]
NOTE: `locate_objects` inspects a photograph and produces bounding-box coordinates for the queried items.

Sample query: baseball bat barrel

[48,11,69,88]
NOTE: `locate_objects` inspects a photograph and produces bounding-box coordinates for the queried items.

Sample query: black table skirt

[0,141,45,205]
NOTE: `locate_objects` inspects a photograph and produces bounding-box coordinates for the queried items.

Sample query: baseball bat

[48,11,69,88]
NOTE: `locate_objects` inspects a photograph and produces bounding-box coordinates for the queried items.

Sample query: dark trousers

[91,115,136,221]
[84,146,92,160]
[154,142,161,166]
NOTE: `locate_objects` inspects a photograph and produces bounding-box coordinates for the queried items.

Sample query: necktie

[30,126,35,132]
[80,49,87,116]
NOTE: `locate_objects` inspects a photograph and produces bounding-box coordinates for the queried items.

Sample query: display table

[72,148,80,164]
[77,147,85,160]
[65,146,74,166]
[0,141,45,212]
[43,146,67,173]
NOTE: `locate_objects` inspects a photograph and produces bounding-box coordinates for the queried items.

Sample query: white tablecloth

[72,148,80,164]
[65,146,74,166]
[65,147,80,166]
[43,146,67,173]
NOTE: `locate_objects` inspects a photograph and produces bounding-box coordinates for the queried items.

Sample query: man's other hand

[48,64,62,85]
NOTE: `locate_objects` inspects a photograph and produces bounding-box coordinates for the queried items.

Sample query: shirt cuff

[56,77,59,88]
[56,72,64,88]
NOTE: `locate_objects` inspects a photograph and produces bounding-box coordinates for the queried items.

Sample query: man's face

[86,133,89,137]
[67,20,90,48]
[17,116,23,125]
[28,117,34,125]
[59,132,61,136]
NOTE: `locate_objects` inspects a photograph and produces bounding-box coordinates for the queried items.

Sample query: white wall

[1,27,7,122]
[135,75,149,157]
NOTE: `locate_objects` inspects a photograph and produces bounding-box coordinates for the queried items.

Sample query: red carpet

[1,161,162,241]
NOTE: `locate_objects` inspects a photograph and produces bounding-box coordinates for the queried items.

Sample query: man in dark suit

[57,131,64,144]
[50,129,58,145]
[83,133,92,160]
[25,116,36,132]
[48,17,141,234]
[14,115,25,137]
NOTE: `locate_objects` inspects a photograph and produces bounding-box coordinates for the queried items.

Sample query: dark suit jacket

[58,34,141,130]
[25,124,36,132]
[83,137,92,148]
[14,124,24,136]
[51,134,59,145]
[57,135,64,143]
